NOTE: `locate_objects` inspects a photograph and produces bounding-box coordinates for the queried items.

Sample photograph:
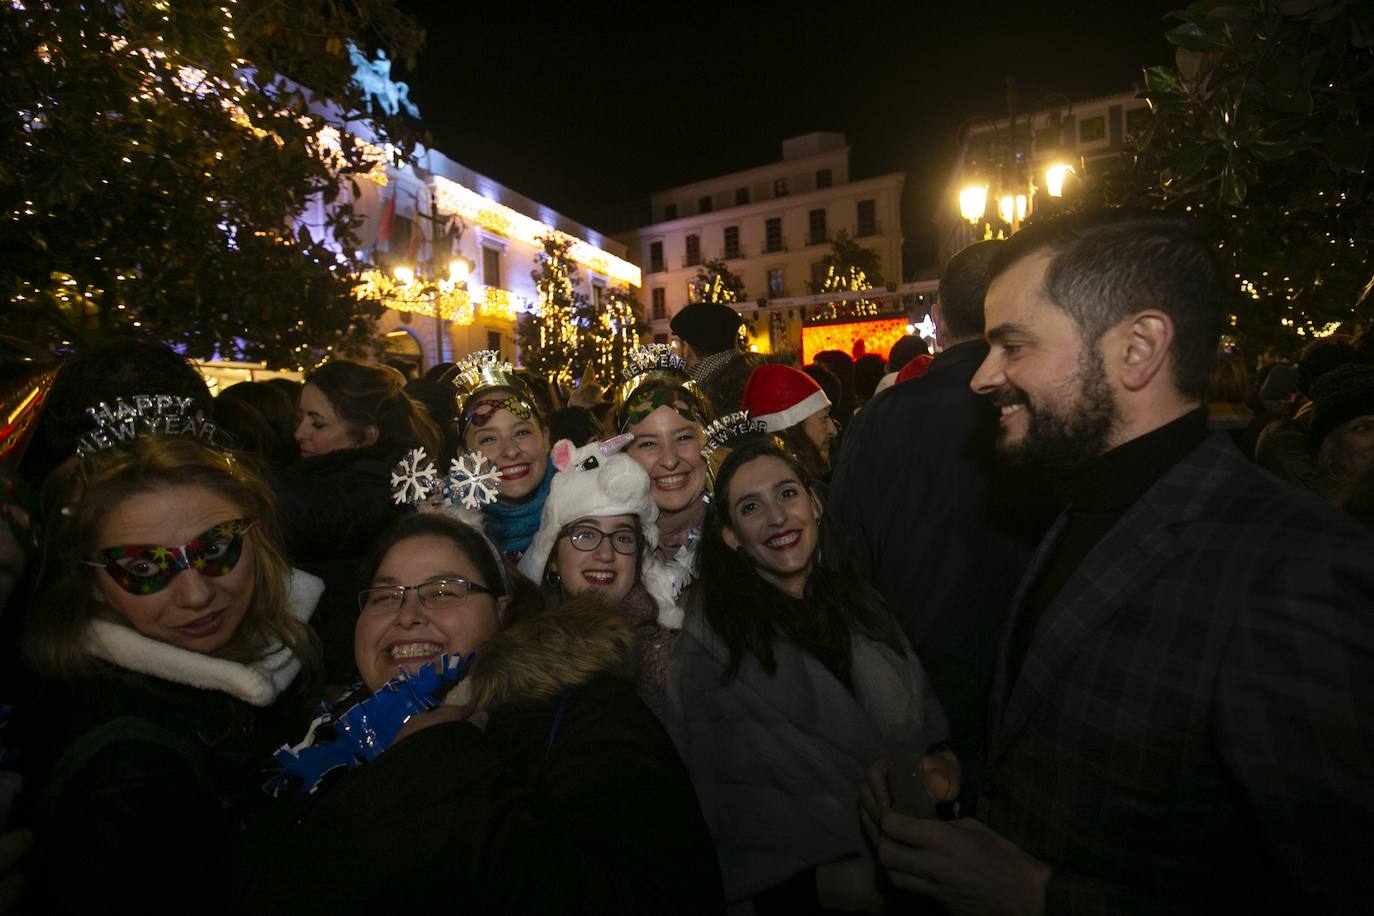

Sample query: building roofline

[622,171,906,237]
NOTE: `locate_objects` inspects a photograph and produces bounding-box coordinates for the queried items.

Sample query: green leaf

[1166,20,1227,51]
[1221,169,1248,205]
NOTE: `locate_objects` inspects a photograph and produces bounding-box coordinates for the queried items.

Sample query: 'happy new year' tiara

[700,410,768,463]
[74,394,218,458]
[622,344,688,384]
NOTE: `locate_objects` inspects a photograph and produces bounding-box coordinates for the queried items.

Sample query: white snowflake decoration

[390,448,438,505]
[441,452,503,509]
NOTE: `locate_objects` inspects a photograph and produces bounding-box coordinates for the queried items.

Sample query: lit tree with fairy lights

[0,0,423,368]
[588,284,648,382]
[520,233,588,385]
[693,258,745,305]
[1088,0,1373,352]
[519,236,648,385]
[811,230,884,320]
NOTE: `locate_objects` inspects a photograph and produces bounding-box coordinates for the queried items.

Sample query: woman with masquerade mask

[13,431,323,915]
[613,346,716,604]
[446,352,554,561]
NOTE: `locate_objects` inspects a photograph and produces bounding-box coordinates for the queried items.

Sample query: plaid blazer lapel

[987,434,1235,765]
[985,511,1067,754]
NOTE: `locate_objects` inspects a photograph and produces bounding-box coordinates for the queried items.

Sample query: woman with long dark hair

[274,358,440,680]
[667,432,947,913]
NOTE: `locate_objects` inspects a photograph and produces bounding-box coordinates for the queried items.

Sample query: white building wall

[619,134,904,349]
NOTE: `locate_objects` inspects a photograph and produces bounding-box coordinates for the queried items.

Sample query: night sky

[393,1,1181,272]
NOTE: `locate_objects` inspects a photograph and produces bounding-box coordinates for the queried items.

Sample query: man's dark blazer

[981,432,1374,915]
[826,339,1054,774]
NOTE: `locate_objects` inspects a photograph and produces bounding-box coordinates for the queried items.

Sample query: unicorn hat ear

[551,439,577,471]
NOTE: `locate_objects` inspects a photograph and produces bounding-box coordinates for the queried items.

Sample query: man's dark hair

[1297,338,1358,397]
[989,208,1227,400]
[886,335,929,374]
[938,239,1003,340]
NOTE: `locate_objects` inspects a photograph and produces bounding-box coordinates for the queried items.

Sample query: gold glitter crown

[450,350,532,402]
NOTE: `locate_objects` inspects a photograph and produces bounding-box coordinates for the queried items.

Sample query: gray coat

[666,604,947,903]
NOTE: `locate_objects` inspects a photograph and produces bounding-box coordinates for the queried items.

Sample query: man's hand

[859,750,961,843]
[875,814,1049,916]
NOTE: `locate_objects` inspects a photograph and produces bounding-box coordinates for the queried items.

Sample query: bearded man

[861,209,1374,915]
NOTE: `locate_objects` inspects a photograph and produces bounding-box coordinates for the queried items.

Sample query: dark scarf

[482,456,554,557]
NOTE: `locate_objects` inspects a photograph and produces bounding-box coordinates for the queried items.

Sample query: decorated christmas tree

[519,233,589,385]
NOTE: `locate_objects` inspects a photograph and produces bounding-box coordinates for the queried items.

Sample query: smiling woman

[240,511,723,913]
[16,434,323,915]
[666,433,947,911]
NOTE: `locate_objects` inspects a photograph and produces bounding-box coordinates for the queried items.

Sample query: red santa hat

[741,364,831,433]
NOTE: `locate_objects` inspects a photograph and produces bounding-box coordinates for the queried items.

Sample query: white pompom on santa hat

[741,364,831,433]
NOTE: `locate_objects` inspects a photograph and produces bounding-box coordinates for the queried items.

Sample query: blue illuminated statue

[348,42,420,119]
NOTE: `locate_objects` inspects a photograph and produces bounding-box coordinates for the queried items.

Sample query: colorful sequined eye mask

[87,518,256,596]
[463,396,534,429]
[623,387,703,428]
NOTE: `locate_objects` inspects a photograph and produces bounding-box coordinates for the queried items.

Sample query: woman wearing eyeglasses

[240,511,722,914]
[14,434,323,915]
[518,437,683,719]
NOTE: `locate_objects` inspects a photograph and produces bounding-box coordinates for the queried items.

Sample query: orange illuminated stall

[800,315,909,363]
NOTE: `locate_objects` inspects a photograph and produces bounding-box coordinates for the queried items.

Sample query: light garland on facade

[431,176,641,287]
[478,286,517,321]
[354,268,474,324]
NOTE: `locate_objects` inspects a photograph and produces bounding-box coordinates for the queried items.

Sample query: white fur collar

[84,568,324,708]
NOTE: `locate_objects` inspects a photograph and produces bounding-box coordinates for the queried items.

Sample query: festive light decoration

[431,176,640,287]
[353,267,476,324]
[529,234,584,386]
[593,285,643,383]
[479,286,517,321]
[816,265,879,320]
[801,316,909,363]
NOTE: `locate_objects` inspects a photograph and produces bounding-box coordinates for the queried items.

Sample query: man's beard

[993,348,1119,476]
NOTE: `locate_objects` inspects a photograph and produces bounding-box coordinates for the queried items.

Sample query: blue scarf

[482,456,554,557]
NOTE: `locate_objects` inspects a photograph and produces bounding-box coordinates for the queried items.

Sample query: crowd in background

[0,206,1371,915]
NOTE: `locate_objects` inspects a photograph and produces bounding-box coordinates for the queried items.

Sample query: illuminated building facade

[615,133,904,353]
[296,136,638,376]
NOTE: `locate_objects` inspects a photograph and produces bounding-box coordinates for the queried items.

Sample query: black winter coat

[15,663,311,916]
[270,444,404,680]
[236,598,725,915]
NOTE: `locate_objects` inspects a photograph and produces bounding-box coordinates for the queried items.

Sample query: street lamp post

[956,82,1079,240]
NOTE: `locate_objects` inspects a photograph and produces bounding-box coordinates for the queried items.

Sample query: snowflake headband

[75,394,218,459]
[389,447,512,595]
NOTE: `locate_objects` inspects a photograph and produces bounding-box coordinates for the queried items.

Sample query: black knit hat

[1310,363,1374,443]
[670,301,742,355]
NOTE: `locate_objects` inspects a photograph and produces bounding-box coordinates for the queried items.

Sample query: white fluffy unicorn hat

[517,434,683,628]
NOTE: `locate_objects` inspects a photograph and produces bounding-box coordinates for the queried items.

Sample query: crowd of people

[0,206,1370,915]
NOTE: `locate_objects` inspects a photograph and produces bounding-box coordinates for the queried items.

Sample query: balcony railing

[682,253,702,268]
[648,260,666,274]
[721,246,744,261]
[855,221,880,238]
[807,232,830,247]
[761,241,787,255]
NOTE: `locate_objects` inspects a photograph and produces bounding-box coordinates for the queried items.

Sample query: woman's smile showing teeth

[387,641,444,661]
[500,463,531,480]
[581,569,618,586]
[764,530,801,551]
[654,473,689,490]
